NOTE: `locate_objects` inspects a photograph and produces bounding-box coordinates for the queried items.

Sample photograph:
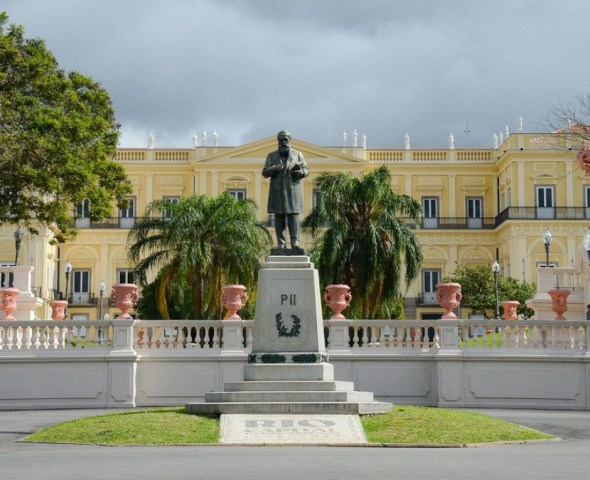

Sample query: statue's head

[277,130,291,155]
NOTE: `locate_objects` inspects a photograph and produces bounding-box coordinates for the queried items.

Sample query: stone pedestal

[246,256,329,378]
[185,254,391,415]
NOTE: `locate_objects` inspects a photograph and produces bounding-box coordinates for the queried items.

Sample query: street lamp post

[543,228,552,267]
[492,260,500,320]
[13,227,24,266]
[99,280,105,320]
[98,280,105,345]
[583,227,590,263]
[64,261,72,302]
[583,227,590,320]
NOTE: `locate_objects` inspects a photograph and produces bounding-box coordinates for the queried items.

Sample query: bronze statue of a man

[262,130,309,249]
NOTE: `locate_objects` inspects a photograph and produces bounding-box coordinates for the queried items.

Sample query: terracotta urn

[502,300,520,320]
[48,300,68,320]
[0,287,20,320]
[548,288,570,320]
[221,284,248,320]
[324,284,352,319]
[435,283,462,319]
[110,283,140,320]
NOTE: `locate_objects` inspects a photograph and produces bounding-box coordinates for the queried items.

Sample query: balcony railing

[495,207,590,223]
[71,217,137,229]
[63,292,99,306]
[67,207,590,233]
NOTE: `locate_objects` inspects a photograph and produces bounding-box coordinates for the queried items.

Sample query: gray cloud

[4,0,590,148]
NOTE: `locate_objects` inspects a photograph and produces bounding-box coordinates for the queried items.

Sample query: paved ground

[1,408,589,480]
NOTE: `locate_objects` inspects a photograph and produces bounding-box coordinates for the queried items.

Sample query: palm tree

[302,165,422,319]
[128,193,272,319]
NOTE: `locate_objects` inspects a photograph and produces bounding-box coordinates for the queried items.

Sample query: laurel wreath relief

[275,312,302,337]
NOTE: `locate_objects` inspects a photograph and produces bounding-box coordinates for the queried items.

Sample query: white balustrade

[0,319,586,355]
[0,320,111,352]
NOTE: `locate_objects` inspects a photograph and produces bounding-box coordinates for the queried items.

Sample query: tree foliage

[444,264,536,319]
[302,165,423,319]
[0,13,132,241]
[128,194,272,319]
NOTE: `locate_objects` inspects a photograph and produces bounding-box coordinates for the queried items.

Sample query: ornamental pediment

[194,136,364,165]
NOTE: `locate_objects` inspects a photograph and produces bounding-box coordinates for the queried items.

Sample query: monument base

[244,363,334,381]
[185,254,392,415]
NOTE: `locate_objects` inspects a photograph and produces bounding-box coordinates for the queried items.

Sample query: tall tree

[444,264,536,319]
[128,194,272,319]
[545,92,590,148]
[0,13,131,242]
[302,165,423,319]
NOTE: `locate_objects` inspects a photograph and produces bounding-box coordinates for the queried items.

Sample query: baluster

[42,326,50,349]
[146,327,153,348]
[51,326,58,349]
[550,327,556,348]
[246,326,253,348]
[403,327,409,347]
[16,326,23,350]
[176,326,185,348]
[6,327,14,350]
[352,327,360,348]
[0,327,4,350]
[58,325,66,349]
[164,326,172,348]
[413,326,421,348]
[569,327,575,350]
[433,327,440,349]
[171,325,179,348]
[378,326,385,349]
[361,327,369,348]
[33,326,41,349]
[212,326,219,349]
[136,326,145,349]
[91,325,100,347]
[153,326,162,348]
[23,326,32,350]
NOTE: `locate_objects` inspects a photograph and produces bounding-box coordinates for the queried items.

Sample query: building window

[118,269,134,284]
[422,197,438,228]
[162,196,180,220]
[421,269,440,304]
[585,186,590,219]
[75,199,90,218]
[227,189,246,201]
[466,197,483,228]
[72,270,90,304]
[119,197,136,228]
[536,185,554,219]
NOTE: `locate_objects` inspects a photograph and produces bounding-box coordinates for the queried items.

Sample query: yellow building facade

[1,132,588,320]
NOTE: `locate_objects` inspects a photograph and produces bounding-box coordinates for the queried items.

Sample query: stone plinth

[185,254,392,415]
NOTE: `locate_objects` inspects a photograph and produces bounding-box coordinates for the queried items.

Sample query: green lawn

[24,405,552,446]
[362,406,552,445]
[25,407,219,445]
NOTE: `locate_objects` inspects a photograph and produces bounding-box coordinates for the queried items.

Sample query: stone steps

[185,401,392,415]
[223,380,355,392]
[205,390,374,403]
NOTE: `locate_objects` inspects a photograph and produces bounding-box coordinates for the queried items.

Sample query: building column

[448,174,456,217]
[254,172,262,220]
[566,159,574,206]
[146,174,153,204]
[517,161,525,206]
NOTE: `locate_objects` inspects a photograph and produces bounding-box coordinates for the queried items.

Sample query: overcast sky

[4,0,590,149]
